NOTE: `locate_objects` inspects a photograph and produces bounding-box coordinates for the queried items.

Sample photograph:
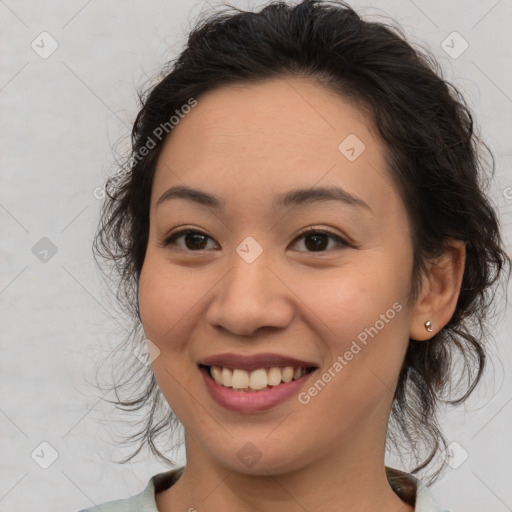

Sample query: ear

[410,239,466,341]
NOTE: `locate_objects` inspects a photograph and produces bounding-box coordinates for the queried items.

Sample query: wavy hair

[92,0,510,484]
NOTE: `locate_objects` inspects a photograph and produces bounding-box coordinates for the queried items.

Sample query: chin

[206,441,313,477]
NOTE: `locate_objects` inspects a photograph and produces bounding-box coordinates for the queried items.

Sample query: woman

[81,1,510,510]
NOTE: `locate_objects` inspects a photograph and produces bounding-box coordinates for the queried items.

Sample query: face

[138,76,416,475]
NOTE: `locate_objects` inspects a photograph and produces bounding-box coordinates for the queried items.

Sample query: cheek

[138,255,200,347]
[294,261,408,342]
[138,257,202,421]
[293,252,412,399]
[138,263,170,338]
[296,273,409,432]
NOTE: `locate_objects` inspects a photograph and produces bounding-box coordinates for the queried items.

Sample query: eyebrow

[156,185,372,212]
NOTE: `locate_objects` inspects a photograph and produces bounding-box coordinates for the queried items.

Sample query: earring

[425,320,433,332]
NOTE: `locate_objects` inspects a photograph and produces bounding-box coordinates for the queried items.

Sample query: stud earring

[425,320,433,332]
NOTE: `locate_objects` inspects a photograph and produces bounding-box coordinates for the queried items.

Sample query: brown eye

[162,229,218,251]
[291,228,349,253]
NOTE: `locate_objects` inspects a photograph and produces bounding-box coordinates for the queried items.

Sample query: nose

[205,249,294,338]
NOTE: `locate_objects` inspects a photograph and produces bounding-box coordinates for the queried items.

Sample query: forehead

[151,76,399,217]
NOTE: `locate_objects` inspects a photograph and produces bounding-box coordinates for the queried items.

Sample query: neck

[156,437,415,512]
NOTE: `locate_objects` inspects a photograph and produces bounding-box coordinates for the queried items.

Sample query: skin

[138,76,465,512]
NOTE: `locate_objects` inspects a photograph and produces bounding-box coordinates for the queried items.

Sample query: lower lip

[200,366,316,413]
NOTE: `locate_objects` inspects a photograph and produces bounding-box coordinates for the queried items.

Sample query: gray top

[77,466,451,511]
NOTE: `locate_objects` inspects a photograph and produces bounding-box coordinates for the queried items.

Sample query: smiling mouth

[200,364,317,392]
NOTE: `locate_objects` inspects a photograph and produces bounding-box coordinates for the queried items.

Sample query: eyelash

[159,226,352,253]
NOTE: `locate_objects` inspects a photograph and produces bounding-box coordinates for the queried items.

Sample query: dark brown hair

[92,0,510,484]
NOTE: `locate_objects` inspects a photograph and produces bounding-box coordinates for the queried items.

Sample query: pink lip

[199,352,317,372]
[199,366,318,413]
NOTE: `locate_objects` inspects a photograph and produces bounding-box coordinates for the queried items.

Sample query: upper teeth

[210,366,308,391]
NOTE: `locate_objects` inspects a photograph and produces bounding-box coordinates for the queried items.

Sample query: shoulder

[76,486,154,512]
[76,468,184,512]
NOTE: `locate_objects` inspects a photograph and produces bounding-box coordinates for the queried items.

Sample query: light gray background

[1,1,511,511]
